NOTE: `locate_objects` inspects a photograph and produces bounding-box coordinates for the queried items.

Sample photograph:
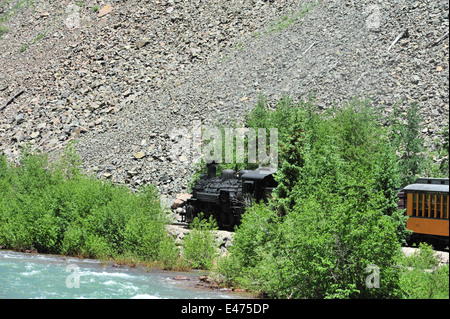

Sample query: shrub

[399,243,449,299]
[156,235,182,270]
[226,184,402,298]
[219,202,282,292]
[61,223,84,256]
[389,102,427,186]
[182,214,218,269]
[0,149,175,266]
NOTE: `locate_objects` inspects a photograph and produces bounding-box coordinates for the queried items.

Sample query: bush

[0,148,176,267]
[156,235,182,270]
[225,189,402,298]
[182,214,218,269]
[216,202,282,292]
[399,243,449,299]
[388,102,428,186]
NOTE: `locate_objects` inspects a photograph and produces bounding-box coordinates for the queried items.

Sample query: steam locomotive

[180,161,277,230]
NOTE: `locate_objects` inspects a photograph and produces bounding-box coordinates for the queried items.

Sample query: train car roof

[240,167,277,181]
[414,177,449,185]
[403,181,449,193]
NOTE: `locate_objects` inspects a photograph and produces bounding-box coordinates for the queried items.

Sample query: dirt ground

[401,247,449,266]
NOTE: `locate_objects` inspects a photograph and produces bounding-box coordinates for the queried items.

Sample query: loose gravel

[0,0,448,200]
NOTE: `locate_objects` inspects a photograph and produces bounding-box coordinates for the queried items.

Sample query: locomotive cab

[240,167,277,202]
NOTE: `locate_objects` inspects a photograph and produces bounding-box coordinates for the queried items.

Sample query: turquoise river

[0,250,252,299]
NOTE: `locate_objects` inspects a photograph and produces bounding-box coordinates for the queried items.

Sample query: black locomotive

[181,161,277,230]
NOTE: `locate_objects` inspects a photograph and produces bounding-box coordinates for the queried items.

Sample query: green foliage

[156,235,181,270]
[399,243,449,299]
[216,96,412,298]
[225,189,402,298]
[388,102,448,182]
[436,125,449,176]
[228,203,281,270]
[267,3,315,33]
[399,103,426,185]
[389,102,427,186]
[0,24,8,38]
[0,149,178,267]
[401,243,439,269]
[182,213,218,269]
[215,203,282,291]
[19,29,48,52]
[0,0,35,25]
[246,95,312,213]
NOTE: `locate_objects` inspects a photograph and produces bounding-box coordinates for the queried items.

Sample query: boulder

[171,193,192,209]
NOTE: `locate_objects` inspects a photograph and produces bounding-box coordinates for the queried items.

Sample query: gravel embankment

[1,0,448,200]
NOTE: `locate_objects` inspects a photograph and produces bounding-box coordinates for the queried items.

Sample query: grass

[0,0,34,25]
[0,24,8,38]
[19,43,27,51]
[19,30,47,52]
[268,14,299,33]
[266,2,315,33]
[219,2,316,63]
[0,0,35,42]
[398,243,449,299]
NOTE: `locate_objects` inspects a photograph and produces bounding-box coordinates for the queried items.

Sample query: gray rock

[15,113,25,124]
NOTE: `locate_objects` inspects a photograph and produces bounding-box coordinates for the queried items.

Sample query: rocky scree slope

[0,0,448,202]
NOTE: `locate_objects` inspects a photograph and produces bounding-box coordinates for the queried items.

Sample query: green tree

[393,102,425,185]
[217,97,405,298]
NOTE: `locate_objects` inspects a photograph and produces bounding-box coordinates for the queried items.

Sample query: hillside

[1,0,448,198]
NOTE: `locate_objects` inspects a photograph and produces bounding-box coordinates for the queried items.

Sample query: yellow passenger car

[403,178,449,249]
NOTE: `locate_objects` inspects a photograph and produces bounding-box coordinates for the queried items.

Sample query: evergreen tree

[399,102,425,185]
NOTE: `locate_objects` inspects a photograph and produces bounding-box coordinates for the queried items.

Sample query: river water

[0,250,250,299]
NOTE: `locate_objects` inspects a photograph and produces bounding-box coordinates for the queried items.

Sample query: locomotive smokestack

[207,160,218,178]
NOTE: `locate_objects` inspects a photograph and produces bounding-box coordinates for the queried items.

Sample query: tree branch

[0,89,24,111]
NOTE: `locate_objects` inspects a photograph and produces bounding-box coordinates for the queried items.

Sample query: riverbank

[2,239,448,299]
[0,249,257,299]
[0,150,255,297]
